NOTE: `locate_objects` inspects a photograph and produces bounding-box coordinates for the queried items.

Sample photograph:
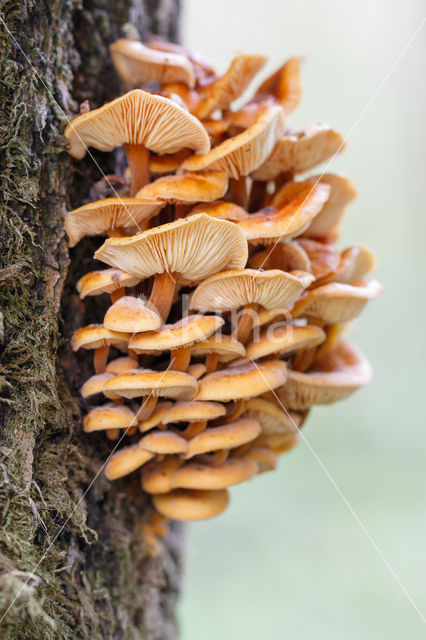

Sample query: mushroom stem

[196,449,229,466]
[205,352,219,374]
[106,428,120,441]
[181,420,207,440]
[136,395,158,422]
[223,399,245,423]
[234,303,259,344]
[292,347,317,373]
[148,271,176,322]
[110,287,125,304]
[94,345,109,374]
[124,143,150,196]
[230,176,249,209]
[249,180,267,211]
[170,347,191,372]
[175,204,190,219]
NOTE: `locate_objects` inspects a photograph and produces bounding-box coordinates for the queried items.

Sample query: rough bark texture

[0,1,183,638]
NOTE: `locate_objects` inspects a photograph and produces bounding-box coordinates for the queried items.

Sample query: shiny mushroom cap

[190,201,249,221]
[195,360,287,401]
[110,38,195,88]
[190,334,246,362]
[251,125,345,181]
[76,269,141,299]
[245,324,326,360]
[135,171,228,204]
[153,489,230,521]
[71,325,130,351]
[162,400,226,424]
[129,314,224,353]
[103,368,198,400]
[302,174,357,241]
[103,296,162,333]
[292,279,383,324]
[94,213,248,284]
[105,356,139,374]
[238,180,330,243]
[181,105,285,179]
[277,340,373,410]
[195,53,267,119]
[65,198,163,247]
[186,418,261,458]
[83,402,137,432]
[190,269,310,312]
[65,89,210,159]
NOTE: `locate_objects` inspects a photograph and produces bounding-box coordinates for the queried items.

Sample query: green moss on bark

[0,1,182,638]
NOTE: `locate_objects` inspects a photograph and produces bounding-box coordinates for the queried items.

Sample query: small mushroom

[301,174,357,241]
[162,400,226,439]
[186,418,261,459]
[83,402,137,433]
[76,269,140,302]
[245,324,325,360]
[138,401,173,432]
[189,200,249,221]
[104,296,162,333]
[191,334,246,373]
[71,325,131,374]
[105,444,155,480]
[153,489,230,521]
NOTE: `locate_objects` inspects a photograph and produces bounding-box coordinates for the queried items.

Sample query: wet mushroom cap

[171,456,258,490]
[245,324,325,360]
[94,214,248,284]
[65,198,163,247]
[181,105,285,179]
[76,269,141,299]
[136,171,228,204]
[238,180,330,243]
[190,269,309,313]
[190,334,246,362]
[65,89,210,159]
[276,340,373,410]
[153,488,230,521]
[162,401,226,424]
[103,368,198,400]
[186,418,261,458]
[291,279,383,323]
[110,38,195,88]
[105,445,155,480]
[195,360,287,401]
[104,296,162,333]
[129,315,224,353]
[83,403,137,432]
[71,325,131,351]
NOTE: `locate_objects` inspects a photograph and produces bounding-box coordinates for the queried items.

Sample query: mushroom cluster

[66,36,382,533]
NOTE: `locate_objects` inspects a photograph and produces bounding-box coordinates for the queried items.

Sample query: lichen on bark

[0,1,182,638]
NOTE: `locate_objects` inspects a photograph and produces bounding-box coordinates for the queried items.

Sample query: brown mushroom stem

[230,176,249,209]
[274,170,294,192]
[223,399,245,423]
[234,303,259,344]
[175,204,190,219]
[292,347,317,373]
[107,227,125,238]
[196,449,229,466]
[181,420,207,440]
[250,180,267,212]
[110,287,126,304]
[94,345,109,374]
[170,347,191,372]
[148,271,177,322]
[205,352,219,374]
[106,428,120,441]
[136,395,157,422]
[124,143,150,196]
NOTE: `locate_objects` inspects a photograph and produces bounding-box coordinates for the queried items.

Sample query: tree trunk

[0,2,182,638]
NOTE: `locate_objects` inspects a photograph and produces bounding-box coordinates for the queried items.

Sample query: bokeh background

[178,1,426,638]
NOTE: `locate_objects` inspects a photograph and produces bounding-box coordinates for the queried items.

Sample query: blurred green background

[178,1,426,638]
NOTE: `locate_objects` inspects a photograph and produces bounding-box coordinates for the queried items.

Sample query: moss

[0,1,182,638]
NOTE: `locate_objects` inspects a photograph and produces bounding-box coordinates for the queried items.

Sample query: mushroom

[103,296,162,333]
[162,400,226,439]
[65,198,163,247]
[244,397,299,435]
[237,179,331,245]
[153,489,230,521]
[186,418,261,459]
[65,89,210,195]
[83,402,137,433]
[324,244,377,285]
[106,355,139,374]
[129,314,224,372]
[181,105,285,207]
[276,340,373,410]
[71,325,131,374]
[245,324,326,360]
[291,279,383,324]
[110,38,195,88]
[135,170,228,218]
[138,401,173,433]
[190,334,246,373]
[94,213,248,321]
[105,445,155,480]
[76,269,141,302]
[149,149,191,176]
[195,360,287,402]
[189,200,249,221]
[253,56,303,115]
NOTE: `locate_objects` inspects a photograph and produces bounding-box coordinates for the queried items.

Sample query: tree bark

[0,2,182,638]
